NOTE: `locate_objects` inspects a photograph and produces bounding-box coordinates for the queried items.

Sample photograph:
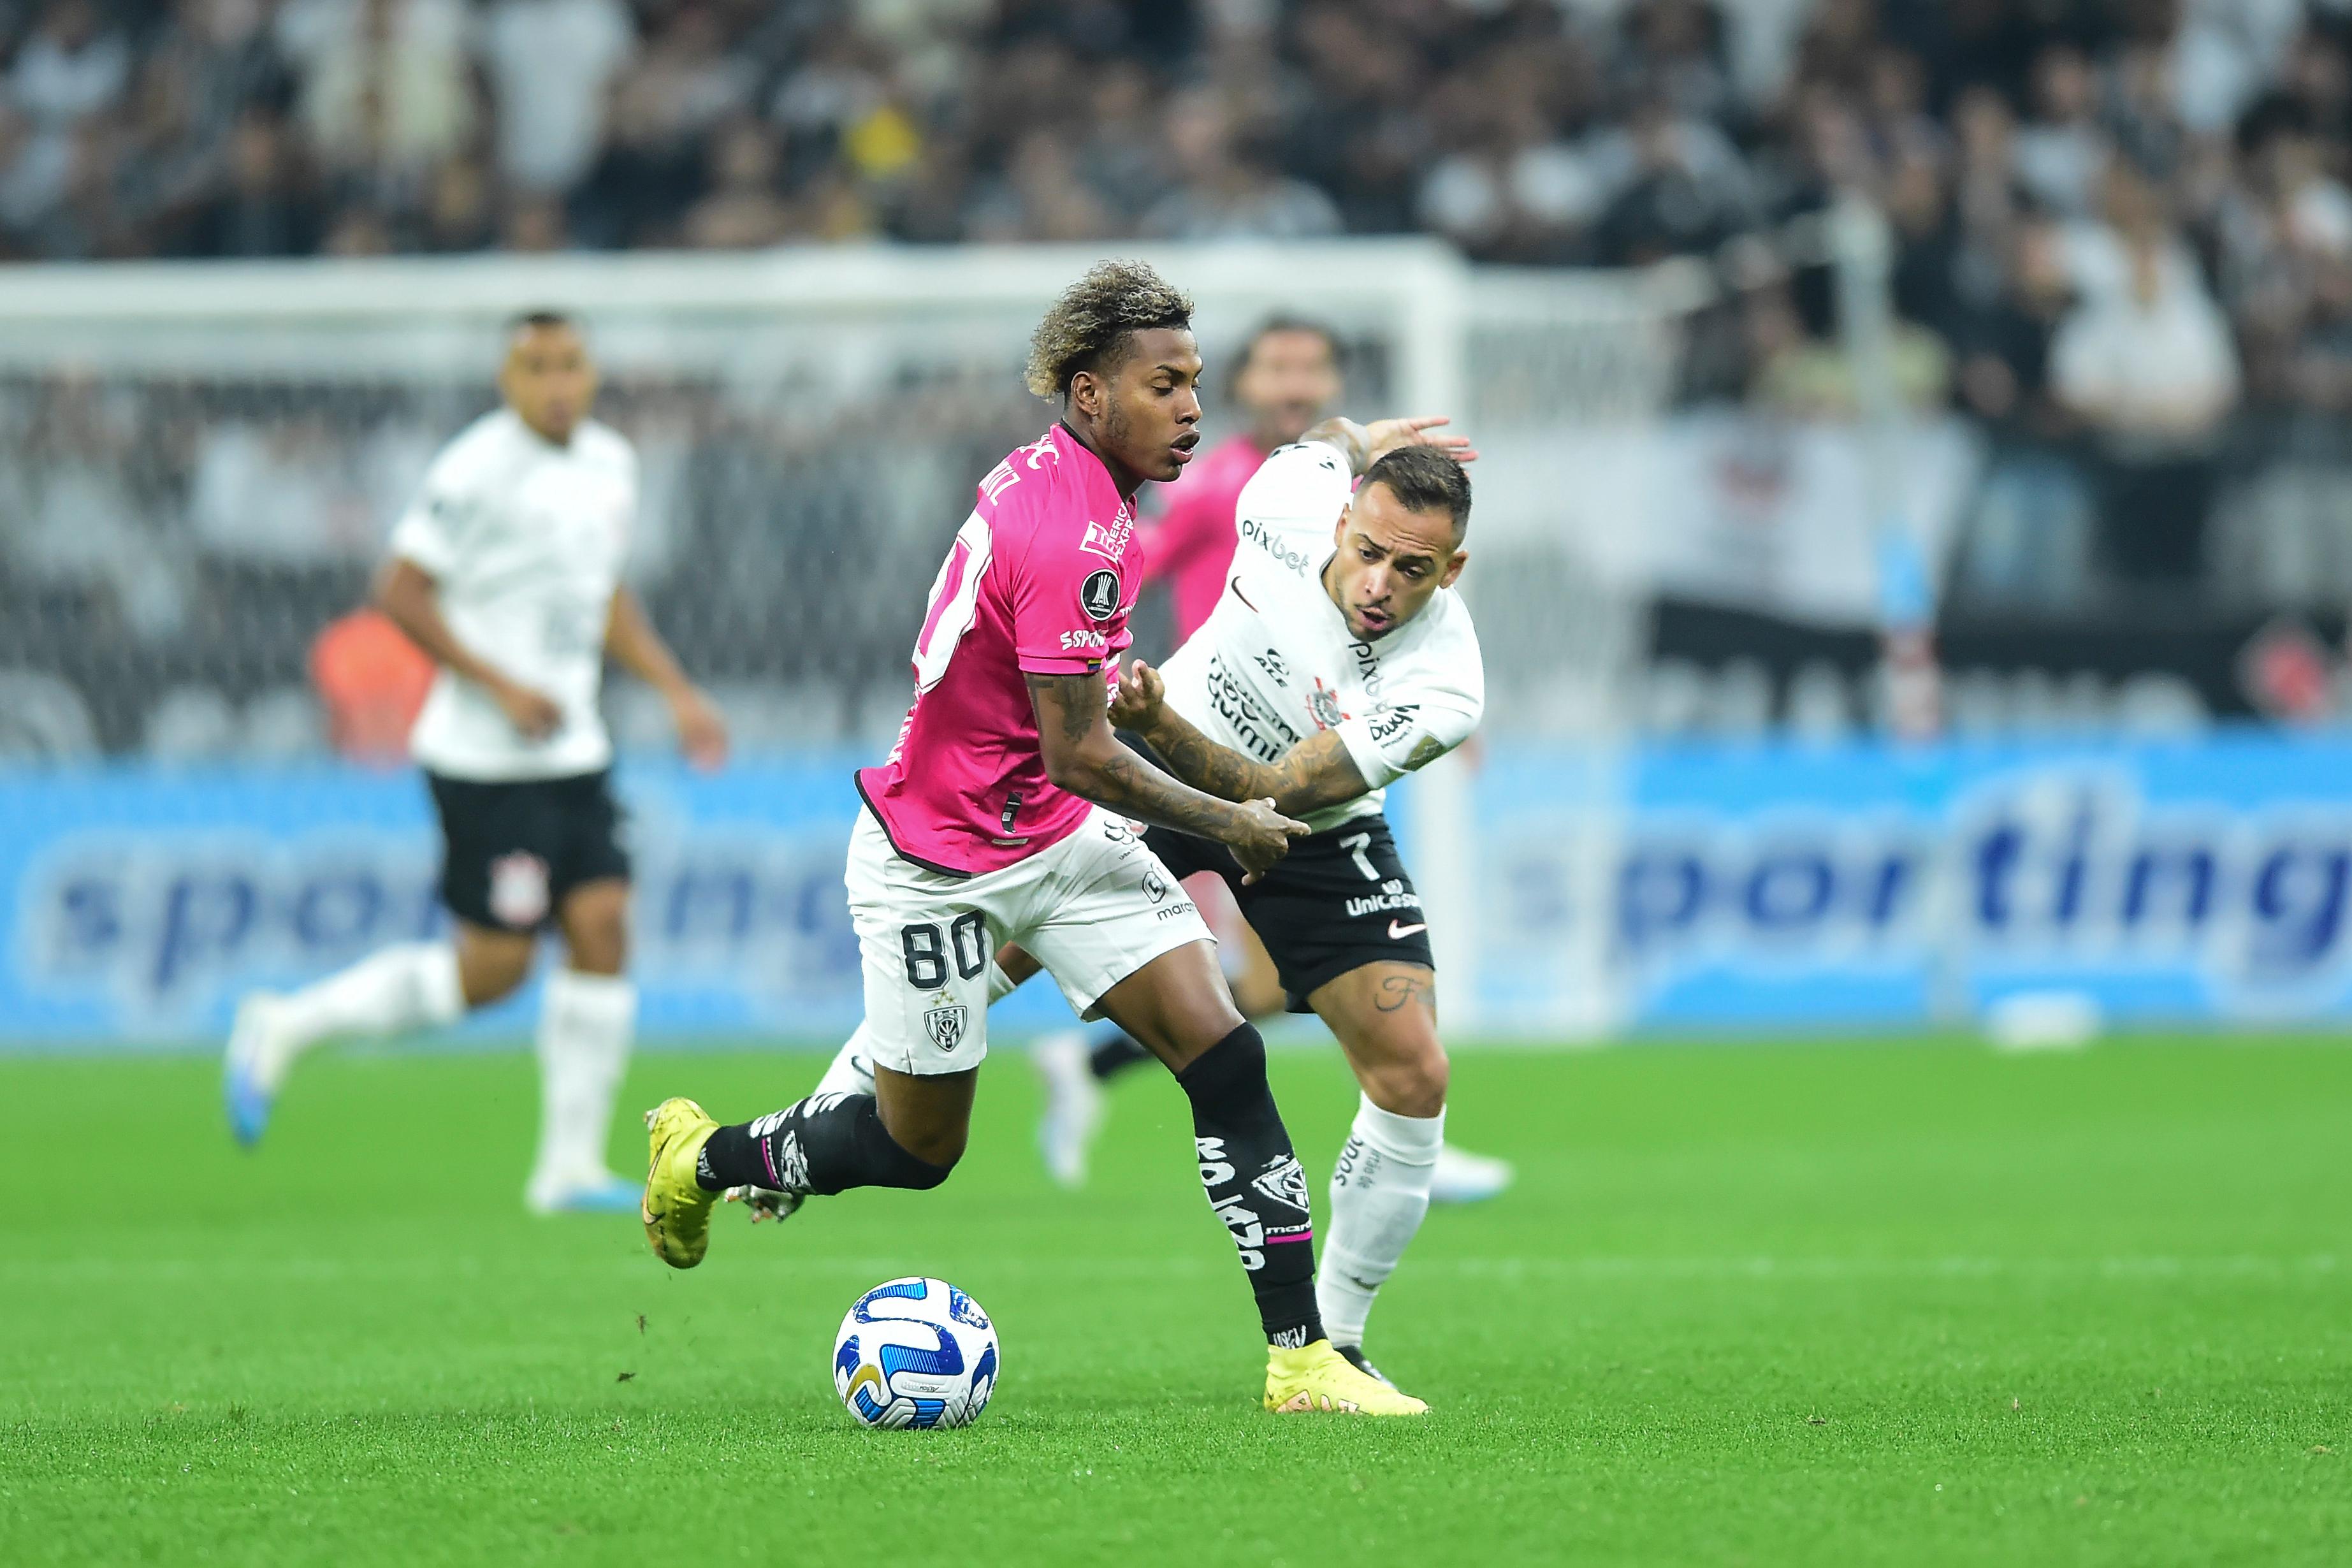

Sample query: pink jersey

[856,425,1142,876]
[1140,433,1268,642]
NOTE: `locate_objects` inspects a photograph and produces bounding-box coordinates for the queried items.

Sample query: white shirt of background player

[1143,417,1485,834]
[389,407,640,780]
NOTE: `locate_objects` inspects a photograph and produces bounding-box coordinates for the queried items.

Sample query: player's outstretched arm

[1110,658,1368,818]
[1298,415,1479,476]
[605,586,728,769]
[376,558,562,739]
[1026,671,1306,881]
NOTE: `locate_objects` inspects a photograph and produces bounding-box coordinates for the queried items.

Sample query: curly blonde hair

[1024,259,1195,401]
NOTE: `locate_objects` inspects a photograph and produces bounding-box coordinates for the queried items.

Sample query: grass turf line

[3,1038,2348,1566]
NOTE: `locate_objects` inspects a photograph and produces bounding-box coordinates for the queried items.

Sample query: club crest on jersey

[486,852,550,928]
[1080,514,1133,560]
[924,1004,968,1052]
[1307,678,1347,730]
[1251,1154,1312,1213]
[1080,569,1122,622]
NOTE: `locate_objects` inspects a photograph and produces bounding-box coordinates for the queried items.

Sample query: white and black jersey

[388,409,637,781]
[1156,440,1486,834]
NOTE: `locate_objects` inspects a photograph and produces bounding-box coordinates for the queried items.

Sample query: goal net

[0,242,1703,1038]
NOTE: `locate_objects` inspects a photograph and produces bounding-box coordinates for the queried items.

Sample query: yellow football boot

[641,1098,721,1268]
[1264,1339,1430,1416]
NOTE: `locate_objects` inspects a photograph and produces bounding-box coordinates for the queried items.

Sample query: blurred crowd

[16,0,2352,754]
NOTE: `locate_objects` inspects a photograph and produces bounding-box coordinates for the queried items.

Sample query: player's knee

[456,937,533,1007]
[560,892,630,974]
[1363,1043,1448,1119]
[1175,1022,1269,1110]
[874,1118,961,1185]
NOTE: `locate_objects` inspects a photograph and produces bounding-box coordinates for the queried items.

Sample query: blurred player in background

[223,312,727,1215]
[1032,317,1514,1210]
[643,260,1428,1416]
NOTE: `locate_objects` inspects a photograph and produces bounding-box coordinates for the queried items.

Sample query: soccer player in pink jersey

[641,261,1428,1416]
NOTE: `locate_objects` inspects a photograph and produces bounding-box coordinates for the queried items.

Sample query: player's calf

[1174,1021,1325,1347]
[695,1091,955,1200]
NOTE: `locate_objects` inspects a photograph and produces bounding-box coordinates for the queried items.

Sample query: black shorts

[426,769,632,933]
[1147,814,1433,1012]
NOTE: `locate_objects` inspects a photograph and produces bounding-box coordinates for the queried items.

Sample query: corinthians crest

[924,1003,968,1052]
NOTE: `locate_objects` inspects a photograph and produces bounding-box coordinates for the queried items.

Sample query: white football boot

[1429,1143,1515,1205]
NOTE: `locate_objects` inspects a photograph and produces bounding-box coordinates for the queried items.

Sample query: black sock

[1087,1025,1153,1081]
[695,1092,951,1196]
[1175,1023,1324,1347]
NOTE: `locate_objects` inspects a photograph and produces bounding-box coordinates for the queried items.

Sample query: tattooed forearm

[1144,708,1368,818]
[1028,670,1250,840]
[1094,750,1251,839]
[1372,972,1437,1015]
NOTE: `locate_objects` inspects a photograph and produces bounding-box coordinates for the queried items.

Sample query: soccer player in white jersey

[221,312,727,1214]
[640,260,1428,1416]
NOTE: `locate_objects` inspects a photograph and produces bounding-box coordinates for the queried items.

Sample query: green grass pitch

[4,1036,2348,1565]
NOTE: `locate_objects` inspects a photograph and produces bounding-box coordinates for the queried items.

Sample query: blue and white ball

[832,1277,999,1429]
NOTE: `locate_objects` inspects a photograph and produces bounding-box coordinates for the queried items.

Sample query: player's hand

[1363,415,1478,466]
[670,684,729,771]
[1228,797,1310,884]
[492,678,564,741]
[1107,658,1166,732]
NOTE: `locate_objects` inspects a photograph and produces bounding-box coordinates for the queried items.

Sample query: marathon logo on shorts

[487,852,550,928]
[924,1003,968,1052]
[1142,867,1170,904]
[1080,569,1122,622]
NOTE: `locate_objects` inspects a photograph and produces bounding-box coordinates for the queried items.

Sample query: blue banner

[10,736,2352,1045]
[1475,733,2352,1032]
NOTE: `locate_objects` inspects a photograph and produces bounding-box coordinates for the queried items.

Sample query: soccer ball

[831,1276,999,1429]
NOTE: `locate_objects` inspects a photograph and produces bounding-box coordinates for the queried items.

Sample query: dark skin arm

[604,585,729,769]
[376,557,561,739]
[1110,659,1371,818]
[1026,671,1306,879]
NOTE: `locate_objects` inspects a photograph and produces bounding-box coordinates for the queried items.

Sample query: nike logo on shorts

[1388,920,1427,939]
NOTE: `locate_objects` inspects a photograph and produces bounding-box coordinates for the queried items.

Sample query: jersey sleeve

[1233,441,1352,549]
[1008,522,1126,676]
[1333,616,1485,787]
[386,446,473,577]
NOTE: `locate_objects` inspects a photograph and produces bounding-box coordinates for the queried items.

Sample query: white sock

[1318,1094,1444,1350]
[527,969,635,1201]
[261,941,464,1085]
[810,964,1020,1100]
[813,1022,879,1098]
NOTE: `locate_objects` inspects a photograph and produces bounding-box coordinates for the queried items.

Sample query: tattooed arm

[1108,661,1369,817]
[1026,672,1306,879]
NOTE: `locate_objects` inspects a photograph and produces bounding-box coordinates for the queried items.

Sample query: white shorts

[845,806,1214,1075]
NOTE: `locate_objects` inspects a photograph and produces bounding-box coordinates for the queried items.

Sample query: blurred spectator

[682,116,793,249]
[275,0,475,192]
[179,109,321,257]
[1140,88,1339,241]
[7,0,129,133]
[483,0,632,196]
[2051,185,2241,586]
[2011,43,2107,218]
